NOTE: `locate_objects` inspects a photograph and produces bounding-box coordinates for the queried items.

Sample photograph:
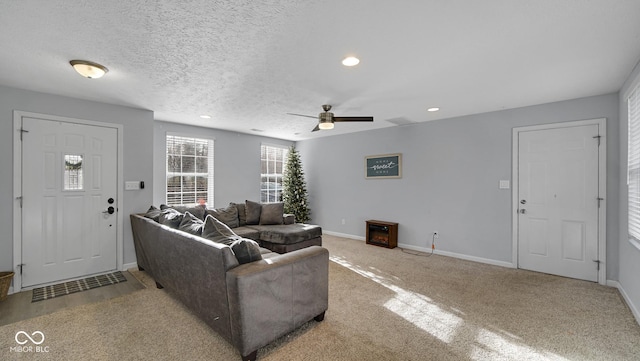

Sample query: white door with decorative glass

[21,117,118,287]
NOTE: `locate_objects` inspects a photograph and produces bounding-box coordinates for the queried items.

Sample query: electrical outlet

[433,231,439,239]
[341,218,346,225]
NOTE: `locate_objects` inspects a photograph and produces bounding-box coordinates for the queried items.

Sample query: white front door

[517,123,600,282]
[21,117,118,287]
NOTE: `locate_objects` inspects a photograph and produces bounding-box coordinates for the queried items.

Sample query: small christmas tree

[283,146,311,223]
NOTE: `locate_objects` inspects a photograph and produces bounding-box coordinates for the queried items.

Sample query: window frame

[260,144,289,203]
[628,82,640,247]
[165,133,214,207]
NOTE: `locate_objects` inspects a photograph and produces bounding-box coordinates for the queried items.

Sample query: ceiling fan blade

[311,124,320,132]
[286,112,318,119]
[333,116,374,122]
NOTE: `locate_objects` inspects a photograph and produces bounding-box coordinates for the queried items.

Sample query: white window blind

[166,135,214,207]
[260,144,288,203]
[628,83,640,241]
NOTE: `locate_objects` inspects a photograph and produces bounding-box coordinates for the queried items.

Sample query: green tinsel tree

[283,146,311,223]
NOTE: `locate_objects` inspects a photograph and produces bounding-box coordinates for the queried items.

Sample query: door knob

[519,209,526,214]
[103,206,115,214]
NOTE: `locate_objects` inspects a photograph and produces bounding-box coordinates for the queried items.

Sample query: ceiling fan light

[318,122,334,130]
[70,60,108,79]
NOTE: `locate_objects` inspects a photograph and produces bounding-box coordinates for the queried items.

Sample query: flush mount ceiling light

[342,56,360,67]
[200,115,212,119]
[427,107,440,112]
[69,60,109,79]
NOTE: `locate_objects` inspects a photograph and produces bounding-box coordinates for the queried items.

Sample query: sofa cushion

[179,211,204,236]
[144,205,162,222]
[248,224,323,245]
[232,226,261,241]
[206,204,239,228]
[162,204,206,221]
[158,208,184,228]
[260,202,284,225]
[231,202,247,226]
[202,214,238,240]
[245,200,262,225]
[228,238,263,264]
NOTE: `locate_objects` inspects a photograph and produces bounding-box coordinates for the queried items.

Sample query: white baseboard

[122,262,138,272]
[323,231,365,241]
[608,280,640,326]
[323,230,515,268]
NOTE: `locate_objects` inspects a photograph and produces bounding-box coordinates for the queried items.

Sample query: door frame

[511,118,606,284]
[12,111,124,292]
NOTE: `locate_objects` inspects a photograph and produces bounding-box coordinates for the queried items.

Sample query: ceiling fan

[287,104,374,132]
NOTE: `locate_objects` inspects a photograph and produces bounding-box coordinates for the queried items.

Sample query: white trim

[12,111,124,293]
[323,230,365,241]
[122,262,138,272]
[511,118,607,285]
[608,280,640,326]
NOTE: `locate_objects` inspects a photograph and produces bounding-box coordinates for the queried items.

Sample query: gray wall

[297,93,620,275]
[0,85,154,272]
[153,121,293,207]
[618,59,640,320]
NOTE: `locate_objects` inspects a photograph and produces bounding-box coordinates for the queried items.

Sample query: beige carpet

[1,235,639,360]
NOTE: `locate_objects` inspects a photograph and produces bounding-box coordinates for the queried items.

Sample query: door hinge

[593,135,601,146]
[593,259,601,271]
[16,196,22,208]
[19,127,29,141]
[18,263,25,275]
[597,197,604,208]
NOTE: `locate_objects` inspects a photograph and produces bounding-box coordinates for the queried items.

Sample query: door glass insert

[64,154,84,190]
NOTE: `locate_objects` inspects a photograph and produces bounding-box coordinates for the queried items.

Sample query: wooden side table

[366,220,398,249]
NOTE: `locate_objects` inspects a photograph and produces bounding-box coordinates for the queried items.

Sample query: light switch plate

[499,180,510,189]
[125,181,140,190]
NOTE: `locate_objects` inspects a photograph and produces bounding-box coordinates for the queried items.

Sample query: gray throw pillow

[178,211,204,236]
[202,214,238,240]
[245,200,262,225]
[206,204,239,228]
[162,204,206,221]
[231,202,247,226]
[229,238,263,264]
[260,202,284,225]
[144,205,162,222]
[158,208,184,228]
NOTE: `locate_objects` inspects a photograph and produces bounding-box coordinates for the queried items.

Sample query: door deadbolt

[108,198,114,204]
[520,199,526,204]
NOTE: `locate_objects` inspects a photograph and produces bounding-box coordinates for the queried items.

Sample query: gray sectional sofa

[130,206,329,361]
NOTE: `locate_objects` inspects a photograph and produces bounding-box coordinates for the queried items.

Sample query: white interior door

[517,124,600,282]
[21,117,118,287]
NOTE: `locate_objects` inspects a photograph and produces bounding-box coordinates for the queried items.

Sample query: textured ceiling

[1,0,640,140]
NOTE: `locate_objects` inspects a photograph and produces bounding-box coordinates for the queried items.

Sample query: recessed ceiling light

[69,60,109,79]
[200,115,211,119]
[342,56,360,67]
[427,107,440,112]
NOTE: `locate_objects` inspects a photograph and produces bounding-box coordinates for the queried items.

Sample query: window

[166,135,214,207]
[628,83,640,241]
[261,144,289,203]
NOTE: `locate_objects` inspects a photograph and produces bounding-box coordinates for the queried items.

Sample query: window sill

[629,238,640,252]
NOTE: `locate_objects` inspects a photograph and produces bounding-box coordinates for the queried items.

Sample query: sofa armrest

[225,246,328,355]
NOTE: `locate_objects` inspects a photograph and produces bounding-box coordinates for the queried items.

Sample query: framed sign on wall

[365,153,402,179]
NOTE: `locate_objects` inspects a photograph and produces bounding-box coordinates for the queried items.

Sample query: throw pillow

[229,238,263,264]
[202,214,238,240]
[245,200,262,225]
[206,204,239,228]
[231,202,247,226]
[143,205,162,222]
[178,211,204,236]
[260,202,284,225]
[162,204,206,221]
[158,208,184,228]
